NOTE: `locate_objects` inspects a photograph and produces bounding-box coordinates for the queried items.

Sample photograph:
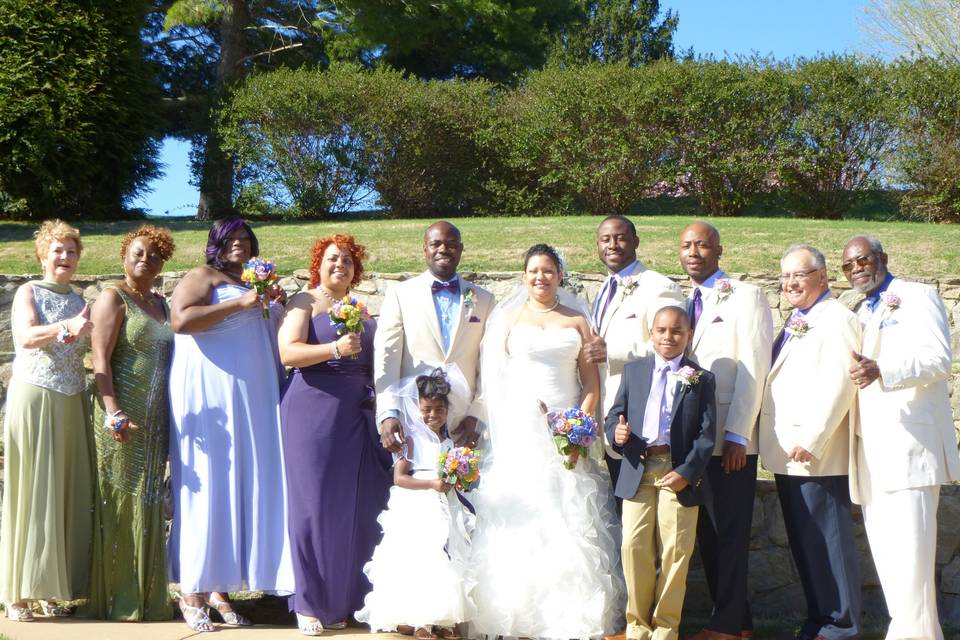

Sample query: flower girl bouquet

[327,295,371,359]
[547,407,598,469]
[437,447,481,491]
[240,257,278,318]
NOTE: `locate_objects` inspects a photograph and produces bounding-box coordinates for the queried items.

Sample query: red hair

[309,234,366,289]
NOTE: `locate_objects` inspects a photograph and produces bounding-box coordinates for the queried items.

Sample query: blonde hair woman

[0,220,95,622]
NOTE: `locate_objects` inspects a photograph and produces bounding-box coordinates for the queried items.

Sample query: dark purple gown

[280,315,391,623]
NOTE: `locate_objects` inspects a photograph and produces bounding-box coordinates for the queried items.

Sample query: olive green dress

[83,286,174,620]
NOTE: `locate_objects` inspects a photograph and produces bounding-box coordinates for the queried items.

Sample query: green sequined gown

[83,286,174,620]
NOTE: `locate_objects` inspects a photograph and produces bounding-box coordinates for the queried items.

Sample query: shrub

[776,56,896,220]
[480,64,676,216]
[221,64,373,218]
[890,58,960,223]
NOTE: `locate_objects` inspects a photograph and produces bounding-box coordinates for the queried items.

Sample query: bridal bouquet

[328,295,371,359]
[438,446,481,491]
[547,407,598,470]
[241,257,278,319]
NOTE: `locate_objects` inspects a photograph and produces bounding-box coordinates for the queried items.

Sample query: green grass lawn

[0,215,953,278]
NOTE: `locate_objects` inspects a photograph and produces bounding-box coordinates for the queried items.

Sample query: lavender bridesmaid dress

[280,314,391,624]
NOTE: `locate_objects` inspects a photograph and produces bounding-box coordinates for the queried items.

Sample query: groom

[375,221,495,452]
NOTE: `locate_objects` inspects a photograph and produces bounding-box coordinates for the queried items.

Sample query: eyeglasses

[779,269,820,283]
[840,254,873,274]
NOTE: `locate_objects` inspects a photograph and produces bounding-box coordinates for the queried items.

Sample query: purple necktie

[690,288,703,332]
[642,364,669,444]
[771,327,789,364]
[597,277,618,328]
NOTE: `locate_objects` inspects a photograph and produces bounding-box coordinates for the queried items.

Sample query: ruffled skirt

[356,485,476,630]
[468,403,626,640]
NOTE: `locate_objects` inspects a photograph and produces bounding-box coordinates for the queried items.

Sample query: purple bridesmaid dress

[280,315,391,624]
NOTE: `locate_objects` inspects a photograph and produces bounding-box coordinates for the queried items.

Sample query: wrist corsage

[104,409,129,433]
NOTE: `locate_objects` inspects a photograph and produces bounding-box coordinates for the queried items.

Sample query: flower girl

[355,367,476,640]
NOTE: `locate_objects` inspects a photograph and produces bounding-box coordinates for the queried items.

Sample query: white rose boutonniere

[676,365,701,387]
[714,278,733,301]
[880,291,900,310]
[620,275,638,296]
[784,316,810,338]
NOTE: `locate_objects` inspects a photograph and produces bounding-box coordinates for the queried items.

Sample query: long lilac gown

[280,314,391,624]
[168,283,295,594]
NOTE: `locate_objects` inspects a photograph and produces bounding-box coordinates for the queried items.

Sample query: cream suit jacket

[688,279,773,456]
[848,278,960,503]
[759,296,861,477]
[596,263,685,457]
[374,272,495,432]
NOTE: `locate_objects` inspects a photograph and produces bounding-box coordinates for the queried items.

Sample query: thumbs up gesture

[66,303,94,339]
[614,414,630,446]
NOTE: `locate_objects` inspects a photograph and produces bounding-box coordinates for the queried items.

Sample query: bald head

[423,221,464,281]
[679,221,722,284]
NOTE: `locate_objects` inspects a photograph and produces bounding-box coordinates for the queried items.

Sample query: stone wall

[1,270,959,629]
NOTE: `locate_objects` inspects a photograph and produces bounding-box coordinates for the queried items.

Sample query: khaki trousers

[622,454,699,640]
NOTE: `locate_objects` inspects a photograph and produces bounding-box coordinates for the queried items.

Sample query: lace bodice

[505,324,582,409]
[12,283,88,395]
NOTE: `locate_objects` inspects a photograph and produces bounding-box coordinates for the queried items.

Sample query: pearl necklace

[527,296,560,313]
[316,285,348,304]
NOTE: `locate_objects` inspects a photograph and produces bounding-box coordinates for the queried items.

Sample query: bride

[469,244,626,640]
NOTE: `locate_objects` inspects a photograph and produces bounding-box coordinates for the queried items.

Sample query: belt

[645,444,671,457]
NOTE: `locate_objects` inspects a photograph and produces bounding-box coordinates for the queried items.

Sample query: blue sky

[135,0,868,217]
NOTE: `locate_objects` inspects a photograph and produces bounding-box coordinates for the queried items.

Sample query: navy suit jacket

[603,354,716,506]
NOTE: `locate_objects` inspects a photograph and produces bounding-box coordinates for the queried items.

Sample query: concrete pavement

[0,618,406,640]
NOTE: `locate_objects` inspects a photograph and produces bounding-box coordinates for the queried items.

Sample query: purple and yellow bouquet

[327,295,371,359]
[547,407,598,469]
[438,446,481,491]
[241,257,278,318]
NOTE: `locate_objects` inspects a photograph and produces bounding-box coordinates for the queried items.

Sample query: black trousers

[697,455,757,635]
[775,474,861,640]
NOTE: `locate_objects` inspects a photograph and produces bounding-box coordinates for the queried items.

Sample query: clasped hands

[614,415,688,492]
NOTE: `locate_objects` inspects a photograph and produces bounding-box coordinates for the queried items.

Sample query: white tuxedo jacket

[759,296,861,477]
[374,272,496,432]
[595,263,685,457]
[688,279,773,456]
[848,278,960,503]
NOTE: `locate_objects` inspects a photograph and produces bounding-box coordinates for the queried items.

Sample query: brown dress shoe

[397,624,415,636]
[685,630,741,640]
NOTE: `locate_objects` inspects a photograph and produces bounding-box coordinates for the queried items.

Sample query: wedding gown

[469,324,626,640]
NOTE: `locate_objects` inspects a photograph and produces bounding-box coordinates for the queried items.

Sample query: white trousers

[860,464,942,640]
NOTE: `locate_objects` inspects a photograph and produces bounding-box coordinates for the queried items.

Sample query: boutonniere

[463,288,480,321]
[620,275,639,296]
[675,365,701,387]
[784,316,810,337]
[880,291,900,310]
[714,278,733,301]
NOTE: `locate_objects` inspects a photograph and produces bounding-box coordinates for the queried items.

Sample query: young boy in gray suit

[604,305,716,640]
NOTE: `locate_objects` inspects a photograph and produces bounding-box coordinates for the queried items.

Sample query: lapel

[600,262,647,337]
[668,356,694,427]
[860,278,898,359]
[417,272,445,353]
[770,296,831,377]
[447,280,470,354]
[631,357,655,437]
[690,286,721,352]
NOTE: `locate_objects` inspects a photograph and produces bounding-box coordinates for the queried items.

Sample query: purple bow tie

[432,279,460,295]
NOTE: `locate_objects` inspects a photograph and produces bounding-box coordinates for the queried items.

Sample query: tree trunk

[195,0,249,220]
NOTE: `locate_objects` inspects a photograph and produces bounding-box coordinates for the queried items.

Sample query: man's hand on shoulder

[455,415,480,448]
[380,417,405,453]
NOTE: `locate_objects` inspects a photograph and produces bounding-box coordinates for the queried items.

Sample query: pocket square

[711,316,724,323]
[880,318,899,329]
[625,313,637,319]
[468,316,482,323]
